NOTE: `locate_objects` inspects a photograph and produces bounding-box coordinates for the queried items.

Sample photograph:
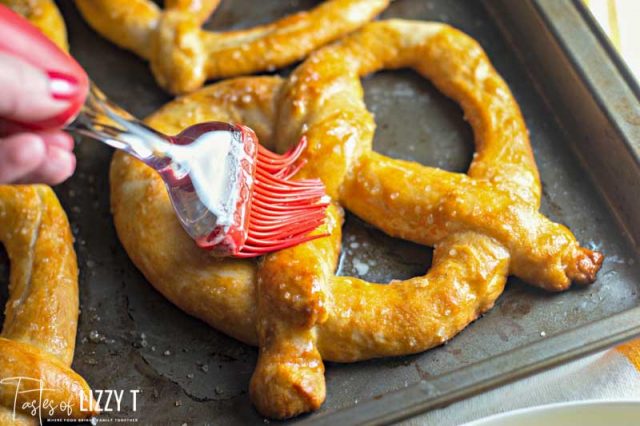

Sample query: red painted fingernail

[47,70,80,101]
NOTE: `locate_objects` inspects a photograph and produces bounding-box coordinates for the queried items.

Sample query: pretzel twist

[74,0,390,94]
[0,2,97,423]
[0,186,98,424]
[111,21,603,418]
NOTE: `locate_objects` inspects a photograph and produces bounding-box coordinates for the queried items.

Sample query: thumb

[0,52,78,123]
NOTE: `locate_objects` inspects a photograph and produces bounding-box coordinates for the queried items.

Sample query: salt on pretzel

[111,21,603,418]
[0,186,98,424]
[74,0,390,94]
[0,2,97,423]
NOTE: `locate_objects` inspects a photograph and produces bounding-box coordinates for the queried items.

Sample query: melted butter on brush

[166,130,245,228]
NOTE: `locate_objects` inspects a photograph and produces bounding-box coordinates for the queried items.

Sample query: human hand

[0,52,78,185]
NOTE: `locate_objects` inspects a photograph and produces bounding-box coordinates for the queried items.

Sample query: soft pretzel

[74,0,390,94]
[111,21,603,418]
[0,2,97,423]
[0,0,68,50]
[0,186,98,424]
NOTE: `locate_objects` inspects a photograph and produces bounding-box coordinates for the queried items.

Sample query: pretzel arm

[200,0,390,79]
[317,221,510,361]
[250,204,341,419]
[412,26,541,207]
[74,0,162,58]
[342,153,602,290]
[0,339,95,419]
[0,186,78,364]
[0,186,97,419]
[0,0,67,50]
[146,76,282,144]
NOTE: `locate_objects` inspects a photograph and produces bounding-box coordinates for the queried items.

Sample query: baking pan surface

[0,0,636,424]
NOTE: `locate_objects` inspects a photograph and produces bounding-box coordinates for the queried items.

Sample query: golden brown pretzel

[0,3,97,423]
[110,21,603,418]
[0,0,68,50]
[74,0,390,94]
[0,186,98,424]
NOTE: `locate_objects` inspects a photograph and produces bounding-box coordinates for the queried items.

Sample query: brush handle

[66,83,175,171]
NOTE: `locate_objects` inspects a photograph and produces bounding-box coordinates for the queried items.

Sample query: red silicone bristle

[234,137,329,257]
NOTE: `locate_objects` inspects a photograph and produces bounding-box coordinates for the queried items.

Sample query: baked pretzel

[111,21,603,418]
[0,2,97,423]
[74,0,390,94]
[0,186,98,424]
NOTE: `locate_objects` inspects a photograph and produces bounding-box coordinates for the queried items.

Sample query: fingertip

[44,147,76,185]
[0,53,71,122]
[9,133,47,166]
[0,133,47,183]
[39,130,75,151]
[15,144,76,185]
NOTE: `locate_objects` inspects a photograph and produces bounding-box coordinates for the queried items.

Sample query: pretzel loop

[111,21,603,419]
[278,21,600,289]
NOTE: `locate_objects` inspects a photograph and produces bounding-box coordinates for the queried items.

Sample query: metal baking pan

[3,0,635,424]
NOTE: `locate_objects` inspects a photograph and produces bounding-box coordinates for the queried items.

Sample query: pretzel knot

[0,186,98,424]
[111,21,603,419]
[75,0,391,94]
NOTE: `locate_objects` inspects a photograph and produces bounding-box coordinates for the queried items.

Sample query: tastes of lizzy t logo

[0,376,140,424]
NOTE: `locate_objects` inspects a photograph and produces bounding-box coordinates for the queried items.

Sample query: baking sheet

[1,0,638,424]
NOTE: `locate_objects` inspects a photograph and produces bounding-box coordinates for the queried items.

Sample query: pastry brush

[0,5,329,257]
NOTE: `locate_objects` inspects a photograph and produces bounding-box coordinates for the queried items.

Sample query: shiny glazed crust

[0,186,97,422]
[111,21,603,418]
[74,0,390,94]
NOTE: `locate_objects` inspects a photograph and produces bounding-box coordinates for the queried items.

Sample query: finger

[0,53,77,122]
[0,133,47,183]
[18,144,76,185]
[40,130,74,151]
